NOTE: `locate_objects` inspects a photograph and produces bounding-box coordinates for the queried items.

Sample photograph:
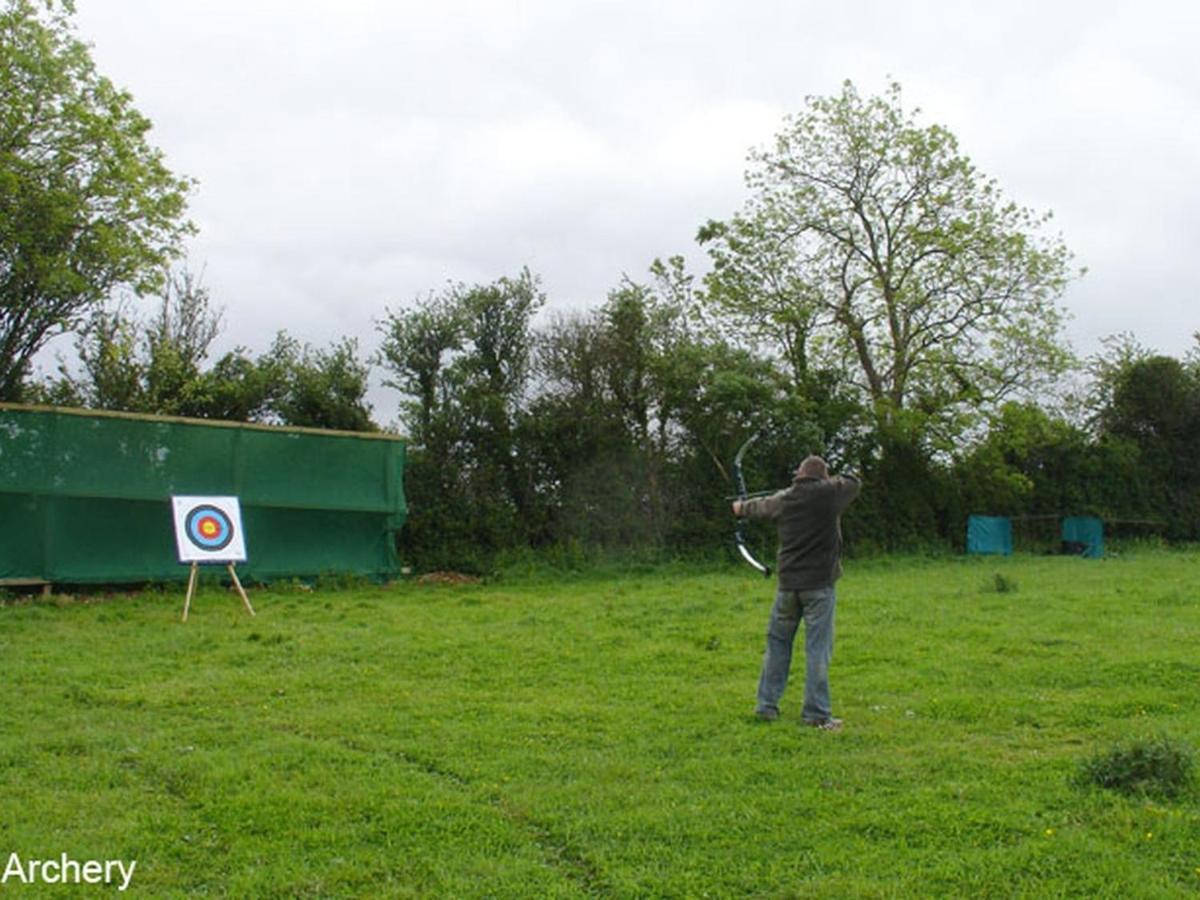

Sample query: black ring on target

[184,504,235,552]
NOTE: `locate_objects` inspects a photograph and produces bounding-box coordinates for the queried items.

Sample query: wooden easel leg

[182,562,198,621]
[227,563,255,616]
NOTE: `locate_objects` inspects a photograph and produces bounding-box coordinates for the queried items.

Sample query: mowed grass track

[1,551,1198,897]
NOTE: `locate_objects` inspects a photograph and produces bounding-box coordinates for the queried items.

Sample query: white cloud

[56,0,1200,416]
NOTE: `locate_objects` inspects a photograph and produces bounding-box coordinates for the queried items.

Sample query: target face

[172,496,247,563]
[186,505,234,551]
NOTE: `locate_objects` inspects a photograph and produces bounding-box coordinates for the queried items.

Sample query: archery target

[172,496,247,562]
[186,505,234,551]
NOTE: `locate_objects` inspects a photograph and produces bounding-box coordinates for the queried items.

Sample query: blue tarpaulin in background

[1061,516,1104,558]
[967,515,1012,556]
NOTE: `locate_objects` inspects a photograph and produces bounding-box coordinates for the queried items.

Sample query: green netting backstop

[0,404,406,585]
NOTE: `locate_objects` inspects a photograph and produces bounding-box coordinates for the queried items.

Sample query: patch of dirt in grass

[415,571,482,585]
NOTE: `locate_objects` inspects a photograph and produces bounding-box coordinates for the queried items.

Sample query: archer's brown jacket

[741,474,860,591]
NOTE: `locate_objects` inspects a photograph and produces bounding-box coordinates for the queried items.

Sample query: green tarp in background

[0,404,406,584]
[966,515,1013,556]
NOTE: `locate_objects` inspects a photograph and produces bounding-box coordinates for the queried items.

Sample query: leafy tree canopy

[699,80,1079,439]
[0,0,194,399]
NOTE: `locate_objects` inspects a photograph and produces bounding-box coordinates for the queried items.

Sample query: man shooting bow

[732,455,860,730]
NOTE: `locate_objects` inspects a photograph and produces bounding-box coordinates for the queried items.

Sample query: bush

[1076,735,1194,798]
[984,573,1018,593]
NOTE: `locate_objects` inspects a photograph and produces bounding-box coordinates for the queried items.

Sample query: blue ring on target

[184,504,235,552]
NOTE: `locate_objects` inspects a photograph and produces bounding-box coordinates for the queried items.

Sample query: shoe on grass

[755,708,780,722]
[804,717,843,731]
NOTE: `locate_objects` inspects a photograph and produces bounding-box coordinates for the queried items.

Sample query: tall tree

[42,265,231,416]
[378,270,542,452]
[528,265,828,554]
[0,0,193,400]
[264,333,375,432]
[1098,353,1200,537]
[377,271,544,566]
[375,293,463,446]
[700,81,1077,438]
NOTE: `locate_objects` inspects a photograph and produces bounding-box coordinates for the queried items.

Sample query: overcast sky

[57,0,1200,421]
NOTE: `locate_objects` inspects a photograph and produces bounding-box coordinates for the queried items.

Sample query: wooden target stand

[182,561,255,621]
[171,496,255,623]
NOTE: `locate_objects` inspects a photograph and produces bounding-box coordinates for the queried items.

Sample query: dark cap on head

[797,455,829,480]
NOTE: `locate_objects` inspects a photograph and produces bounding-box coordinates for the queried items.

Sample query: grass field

[2,550,1199,897]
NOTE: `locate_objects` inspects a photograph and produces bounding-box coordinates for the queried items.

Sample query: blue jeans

[756,585,836,722]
